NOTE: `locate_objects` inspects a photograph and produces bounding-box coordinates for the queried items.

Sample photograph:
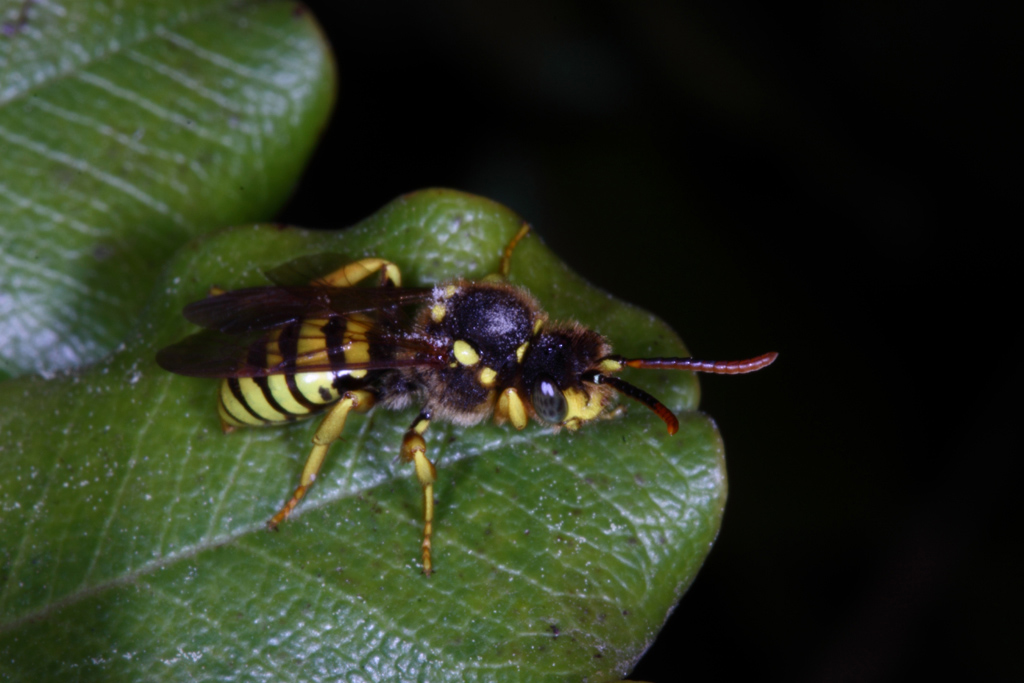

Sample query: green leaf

[0,189,725,682]
[0,0,335,380]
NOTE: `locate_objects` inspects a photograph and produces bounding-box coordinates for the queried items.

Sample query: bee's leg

[267,389,375,529]
[400,410,436,575]
[318,258,402,288]
[486,221,531,281]
[597,404,628,422]
[494,387,529,429]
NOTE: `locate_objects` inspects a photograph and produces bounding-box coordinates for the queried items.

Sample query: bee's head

[516,323,615,431]
[500,322,778,434]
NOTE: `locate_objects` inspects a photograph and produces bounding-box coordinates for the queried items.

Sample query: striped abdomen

[218,314,375,428]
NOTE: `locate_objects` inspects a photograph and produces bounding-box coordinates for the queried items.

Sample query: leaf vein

[0,181,109,238]
[0,122,186,226]
[233,540,422,643]
[0,454,60,612]
[73,71,234,151]
[125,48,249,115]
[153,27,289,88]
[0,252,122,305]
[203,429,253,541]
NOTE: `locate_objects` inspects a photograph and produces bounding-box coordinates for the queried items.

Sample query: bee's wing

[181,286,434,334]
[156,324,446,379]
[156,328,266,377]
[262,253,350,287]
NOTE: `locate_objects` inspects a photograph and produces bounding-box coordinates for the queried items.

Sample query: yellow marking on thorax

[515,341,529,363]
[478,366,497,387]
[453,340,480,366]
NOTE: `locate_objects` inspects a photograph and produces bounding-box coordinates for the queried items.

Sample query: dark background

[282,2,1019,681]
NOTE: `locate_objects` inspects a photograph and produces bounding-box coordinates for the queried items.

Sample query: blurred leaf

[0,189,726,682]
[0,0,335,379]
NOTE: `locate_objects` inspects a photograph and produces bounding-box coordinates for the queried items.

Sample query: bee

[156,224,776,574]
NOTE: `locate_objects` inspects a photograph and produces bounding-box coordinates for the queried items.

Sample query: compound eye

[532,376,568,424]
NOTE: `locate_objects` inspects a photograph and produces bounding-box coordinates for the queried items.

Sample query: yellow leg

[267,390,375,529]
[599,404,628,422]
[495,387,529,429]
[400,411,436,574]
[318,257,402,288]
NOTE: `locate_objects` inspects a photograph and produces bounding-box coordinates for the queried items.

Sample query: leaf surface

[0,190,726,682]
[0,0,335,379]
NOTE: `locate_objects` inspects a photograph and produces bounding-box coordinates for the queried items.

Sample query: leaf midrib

[0,388,536,634]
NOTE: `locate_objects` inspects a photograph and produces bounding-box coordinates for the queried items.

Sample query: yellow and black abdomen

[218,314,376,429]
